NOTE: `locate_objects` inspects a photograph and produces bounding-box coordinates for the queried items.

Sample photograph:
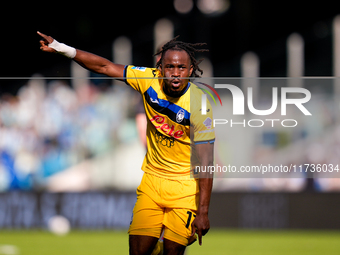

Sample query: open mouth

[171,79,181,88]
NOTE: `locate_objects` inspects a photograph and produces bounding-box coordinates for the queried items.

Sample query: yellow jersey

[124,65,215,180]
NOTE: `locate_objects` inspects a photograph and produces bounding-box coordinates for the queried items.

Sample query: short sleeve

[191,87,215,144]
[124,65,158,94]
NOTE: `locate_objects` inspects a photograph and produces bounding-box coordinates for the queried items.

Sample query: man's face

[160,49,193,97]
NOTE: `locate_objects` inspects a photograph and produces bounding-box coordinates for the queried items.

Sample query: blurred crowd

[0,77,138,191]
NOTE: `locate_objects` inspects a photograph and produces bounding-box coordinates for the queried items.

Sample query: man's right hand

[37,31,56,53]
[36,31,125,77]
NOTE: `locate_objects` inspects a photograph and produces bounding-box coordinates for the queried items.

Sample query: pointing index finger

[37,31,45,38]
[37,31,53,44]
[197,229,203,246]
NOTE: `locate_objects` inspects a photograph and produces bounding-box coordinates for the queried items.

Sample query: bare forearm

[74,49,125,77]
[191,142,214,245]
[196,142,214,215]
[197,178,213,215]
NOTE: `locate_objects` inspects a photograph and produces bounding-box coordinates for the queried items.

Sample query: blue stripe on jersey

[146,86,191,120]
[194,139,215,145]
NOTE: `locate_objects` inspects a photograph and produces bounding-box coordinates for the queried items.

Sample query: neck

[164,83,189,98]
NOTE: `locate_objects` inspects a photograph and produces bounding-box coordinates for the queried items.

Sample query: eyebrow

[165,63,187,67]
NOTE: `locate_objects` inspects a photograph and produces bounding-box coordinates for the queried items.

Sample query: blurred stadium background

[1,0,340,254]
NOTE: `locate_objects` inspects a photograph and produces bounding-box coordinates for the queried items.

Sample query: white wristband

[48,39,77,59]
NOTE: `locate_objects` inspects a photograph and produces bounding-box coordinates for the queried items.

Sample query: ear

[189,65,193,77]
[159,63,163,75]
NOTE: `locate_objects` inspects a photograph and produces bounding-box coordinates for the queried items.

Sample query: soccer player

[37,32,215,255]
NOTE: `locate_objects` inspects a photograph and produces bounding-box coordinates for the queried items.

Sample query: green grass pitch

[1,229,340,255]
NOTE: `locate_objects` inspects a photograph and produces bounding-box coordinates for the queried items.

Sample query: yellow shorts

[128,172,199,246]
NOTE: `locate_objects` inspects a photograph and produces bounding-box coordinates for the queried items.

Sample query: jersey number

[186,211,196,229]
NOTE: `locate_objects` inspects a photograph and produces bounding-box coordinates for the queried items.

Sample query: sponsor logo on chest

[150,114,185,139]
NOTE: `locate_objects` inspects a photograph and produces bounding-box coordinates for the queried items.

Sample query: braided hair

[154,36,209,77]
